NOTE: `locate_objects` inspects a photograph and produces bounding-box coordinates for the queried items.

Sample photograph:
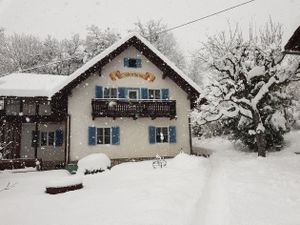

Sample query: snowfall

[1,131,300,225]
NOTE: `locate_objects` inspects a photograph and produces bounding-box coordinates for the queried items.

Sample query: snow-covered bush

[77,153,111,175]
[191,21,300,156]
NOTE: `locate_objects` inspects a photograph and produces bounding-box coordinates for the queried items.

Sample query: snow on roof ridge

[50,32,201,96]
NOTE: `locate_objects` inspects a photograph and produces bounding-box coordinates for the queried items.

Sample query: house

[0,33,200,169]
[284,26,300,55]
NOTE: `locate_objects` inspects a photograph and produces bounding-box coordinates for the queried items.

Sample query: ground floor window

[156,127,169,143]
[149,126,176,144]
[96,128,111,144]
[31,129,63,147]
[88,126,120,145]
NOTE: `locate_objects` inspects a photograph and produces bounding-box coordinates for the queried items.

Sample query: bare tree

[132,20,186,70]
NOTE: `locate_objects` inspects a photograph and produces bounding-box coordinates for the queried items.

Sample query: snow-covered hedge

[45,176,83,188]
[77,153,111,175]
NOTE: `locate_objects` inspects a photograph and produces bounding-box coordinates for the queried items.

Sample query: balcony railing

[91,99,176,119]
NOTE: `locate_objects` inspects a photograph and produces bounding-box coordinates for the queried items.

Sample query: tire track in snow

[190,155,232,225]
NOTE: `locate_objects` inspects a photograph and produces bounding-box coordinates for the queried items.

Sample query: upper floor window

[149,89,161,100]
[6,99,20,115]
[124,58,142,68]
[39,102,51,115]
[23,102,36,115]
[104,87,117,99]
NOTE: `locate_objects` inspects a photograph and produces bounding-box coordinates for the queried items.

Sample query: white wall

[68,46,192,161]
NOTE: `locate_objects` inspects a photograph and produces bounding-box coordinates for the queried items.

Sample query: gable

[284,26,300,55]
[52,34,200,102]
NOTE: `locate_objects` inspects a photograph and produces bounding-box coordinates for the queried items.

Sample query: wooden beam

[34,122,38,158]
[162,73,168,79]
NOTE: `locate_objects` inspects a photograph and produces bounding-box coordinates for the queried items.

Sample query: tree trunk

[256,132,266,157]
[253,111,267,157]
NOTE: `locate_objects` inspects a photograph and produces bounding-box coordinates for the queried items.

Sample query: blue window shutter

[124,58,129,67]
[136,58,142,68]
[141,88,148,99]
[88,127,96,145]
[169,126,176,143]
[55,129,64,146]
[95,86,103,98]
[161,88,169,100]
[111,126,120,145]
[149,126,156,144]
[118,87,127,98]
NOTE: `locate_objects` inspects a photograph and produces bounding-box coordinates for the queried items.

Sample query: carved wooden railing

[91,99,176,119]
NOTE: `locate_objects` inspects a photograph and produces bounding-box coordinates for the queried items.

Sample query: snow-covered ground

[1,131,300,225]
[0,153,209,225]
[194,130,300,225]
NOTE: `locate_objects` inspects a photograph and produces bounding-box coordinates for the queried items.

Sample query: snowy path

[192,157,230,225]
[192,131,300,225]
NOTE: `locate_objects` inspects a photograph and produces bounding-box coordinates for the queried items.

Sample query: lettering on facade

[109,70,156,82]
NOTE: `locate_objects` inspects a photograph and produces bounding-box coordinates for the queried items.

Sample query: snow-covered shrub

[77,153,111,175]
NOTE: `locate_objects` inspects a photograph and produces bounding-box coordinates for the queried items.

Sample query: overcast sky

[0,0,299,57]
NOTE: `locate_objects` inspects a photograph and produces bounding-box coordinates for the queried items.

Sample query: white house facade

[0,33,200,169]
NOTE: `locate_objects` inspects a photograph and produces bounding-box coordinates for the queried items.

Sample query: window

[39,102,51,115]
[149,126,176,144]
[149,89,161,99]
[104,87,117,99]
[31,130,63,147]
[23,102,36,115]
[124,58,142,68]
[156,127,169,143]
[96,128,111,144]
[6,100,20,115]
[48,132,55,146]
[0,99,4,110]
[41,132,48,146]
[128,89,138,99]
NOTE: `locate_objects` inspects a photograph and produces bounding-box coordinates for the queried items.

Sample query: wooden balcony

[91,99,176,119]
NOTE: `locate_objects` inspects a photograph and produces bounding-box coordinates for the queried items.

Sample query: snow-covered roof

[51,32,201,96]
[0,73,68,98]
[1,33,201,98]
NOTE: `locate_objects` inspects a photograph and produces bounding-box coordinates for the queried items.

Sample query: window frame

[48,131,55,146]
[103,87,118,99]
[148,89,161,100]
[155,127,169,143]
[124,58,142,68]
[40,131,48,147]
[128,89,139,100]
[96,127,112,145]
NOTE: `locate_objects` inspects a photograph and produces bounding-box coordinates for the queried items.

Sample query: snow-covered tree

[85,26,121,60]
[0,32,44,75]
[132,20,186,70]
[192,21,300,156]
